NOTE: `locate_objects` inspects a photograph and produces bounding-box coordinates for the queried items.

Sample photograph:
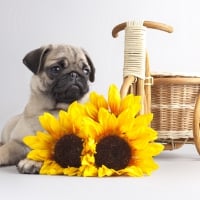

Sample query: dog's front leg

[0,140,28,166]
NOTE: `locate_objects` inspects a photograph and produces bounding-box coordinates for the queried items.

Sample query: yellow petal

[40,160,64,175]
[39,112,63,139]
[27,149,52,161]
[64,102,90,138]
[59,102,86,134]
[23,132,54,150]
[80,165,98,177]
[63,167,80,176]
[81,154,95,165]
[134,113,153,126]
[98,108,117,135]
[135,143,164,158]
[120,94,141,115]
[81,117,102,138]
[98,165,116,177]
[108,84,121,116]
[118,165,144,177]
[85,102,98,120]
[134,157,159,175]
[117,109,136,134]
[89,92,108,110]
[58,111,74,134]
[67,101,86,120]
[82,138,96,154]
[127,104,142,118]
[147,142,164,156]
[126,126,158,148]
[127,130,157,150]
[129,138,150,150]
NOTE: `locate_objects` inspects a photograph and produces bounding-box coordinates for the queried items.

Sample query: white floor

[1,144,200,200]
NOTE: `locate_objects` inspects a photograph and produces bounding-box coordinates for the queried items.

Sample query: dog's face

[23,44,95,106]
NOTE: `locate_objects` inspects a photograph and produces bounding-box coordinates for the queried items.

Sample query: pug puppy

[0,44,95,173]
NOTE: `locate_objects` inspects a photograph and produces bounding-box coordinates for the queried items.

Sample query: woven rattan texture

[151,76,200,140]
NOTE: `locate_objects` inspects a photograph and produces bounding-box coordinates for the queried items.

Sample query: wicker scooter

[112,20,200,154]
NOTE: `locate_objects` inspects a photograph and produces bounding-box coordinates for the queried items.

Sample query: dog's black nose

[70,72,79,80]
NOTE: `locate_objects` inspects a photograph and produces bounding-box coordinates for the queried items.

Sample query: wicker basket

[151,74,200,151]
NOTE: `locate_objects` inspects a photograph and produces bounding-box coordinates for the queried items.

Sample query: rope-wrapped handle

[112,20,173,38]
[113,20,173,115]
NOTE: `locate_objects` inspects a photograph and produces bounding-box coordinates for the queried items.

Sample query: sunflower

[85,84,141,120]
[23,84,163,177]
[23,102,88,175]
[80,107,164,177]
[78,84,163,177]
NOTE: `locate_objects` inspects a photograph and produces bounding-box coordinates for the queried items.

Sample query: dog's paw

[17,158,42,174]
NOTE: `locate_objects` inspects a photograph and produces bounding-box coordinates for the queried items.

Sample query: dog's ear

[82,49,95,82]
[23,45,51,74]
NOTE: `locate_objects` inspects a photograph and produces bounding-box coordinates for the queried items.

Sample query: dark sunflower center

[95,135,131,170]
[54,134,83,168]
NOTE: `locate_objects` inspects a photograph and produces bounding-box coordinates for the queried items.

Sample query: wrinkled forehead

[44,45,87,66]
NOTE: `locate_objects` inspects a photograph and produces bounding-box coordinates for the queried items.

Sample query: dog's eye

[50,65,62,75]
[82,65,90,75]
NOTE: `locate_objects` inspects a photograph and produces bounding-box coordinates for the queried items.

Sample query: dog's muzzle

[51,71,89,104]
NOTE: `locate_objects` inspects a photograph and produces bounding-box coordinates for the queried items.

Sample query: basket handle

[194,94,200,154]
[112,20,173,38]
[120,75,135,98]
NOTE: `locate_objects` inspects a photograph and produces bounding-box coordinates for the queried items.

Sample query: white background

[0,0,200,199]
